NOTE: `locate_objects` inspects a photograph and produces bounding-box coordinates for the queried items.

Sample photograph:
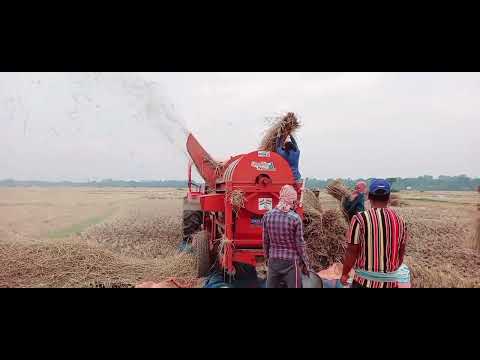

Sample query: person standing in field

[276,133,301,182]
[342,181,367,222]
[263,185,310,288]
[341,179,410,288]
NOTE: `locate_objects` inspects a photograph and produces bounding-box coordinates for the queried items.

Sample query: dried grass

[0,238,196,288]
[0,211,198,288]
[396,207,480,288]
[326,179,352,202]
[390,198,400,207]
[259,112,301,152]
[390,194,403,207]
[405,256,478,288]
[303,189,323,214]
[83,214,182,259]
[303,193,348,271]
[227,190,246,217]
[474,215,480,251]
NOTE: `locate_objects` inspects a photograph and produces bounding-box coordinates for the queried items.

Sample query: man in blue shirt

[276,134,301,181]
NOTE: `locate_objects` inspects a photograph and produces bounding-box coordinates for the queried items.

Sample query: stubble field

[0,187,478,288]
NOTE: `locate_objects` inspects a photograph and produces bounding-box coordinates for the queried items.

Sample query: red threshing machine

[183,133,305,277]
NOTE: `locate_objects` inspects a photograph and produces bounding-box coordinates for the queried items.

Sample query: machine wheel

[192,230,211,277]
[182,210,203,243]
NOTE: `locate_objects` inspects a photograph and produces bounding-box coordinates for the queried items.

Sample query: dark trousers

[351,281,365,288]
[267,258,302,288]
[351,280,396,288]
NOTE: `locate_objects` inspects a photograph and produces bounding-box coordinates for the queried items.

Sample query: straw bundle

[302,192,348,271]
[304,208,348,271]
[227,190,246,217]
[326,179,352,202]
[303,189,323,214]
[259,112,301,152]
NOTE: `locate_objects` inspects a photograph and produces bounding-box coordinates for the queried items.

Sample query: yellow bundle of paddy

[326,179,352,202]
[259,112,301,152]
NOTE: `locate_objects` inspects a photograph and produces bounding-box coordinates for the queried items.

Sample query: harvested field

[0,237,195,288]
[0,188,478,288]
[0,187,196,288]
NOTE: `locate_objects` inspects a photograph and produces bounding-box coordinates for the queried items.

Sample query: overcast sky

[0,72,478,181]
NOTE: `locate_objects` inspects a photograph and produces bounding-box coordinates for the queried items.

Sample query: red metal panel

[232,250,265,267]
[200,194,225,212]
[230,150,294,184]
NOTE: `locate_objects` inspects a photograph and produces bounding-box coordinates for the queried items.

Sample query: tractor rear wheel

[192,230,211,277]
[182,210,203,243]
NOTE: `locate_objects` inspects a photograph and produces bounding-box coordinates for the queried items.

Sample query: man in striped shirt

[340,179,410,288]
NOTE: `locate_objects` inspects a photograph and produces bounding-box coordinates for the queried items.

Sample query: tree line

[307,175,480,191]
[0,179,188,188]
[0,175,479,191]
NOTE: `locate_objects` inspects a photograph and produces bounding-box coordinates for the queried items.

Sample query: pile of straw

[259,112,301,152]
[0,238,196,288]
[83,214,183,260]
[404,256,479,288]
[303,189,323,214]
[326,179,352,202]
[0,210,199,288]
[303,191,324,255]
[302,192,348,271]
[396,207,480,288]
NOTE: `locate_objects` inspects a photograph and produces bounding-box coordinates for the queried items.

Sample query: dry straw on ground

[0,238,196,288]
[390,194,401,207]
[259,112,301,152]
[0,213,198,288]
[474,215,480,251]
[83,214,182,259]
[397,207,480,288]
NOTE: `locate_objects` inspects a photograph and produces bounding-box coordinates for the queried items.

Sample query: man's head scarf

[276,185,298,212]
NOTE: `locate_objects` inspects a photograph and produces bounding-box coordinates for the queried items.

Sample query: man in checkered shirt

[262,185,310,288]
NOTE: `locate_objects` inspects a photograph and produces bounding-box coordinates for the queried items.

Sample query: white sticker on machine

[251,161,276,171]
[259,198,273,211]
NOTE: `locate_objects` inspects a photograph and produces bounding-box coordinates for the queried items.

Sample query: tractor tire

[182,210,203,243]
[192,230,211,277]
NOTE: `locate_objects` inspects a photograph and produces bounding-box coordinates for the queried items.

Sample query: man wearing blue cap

[340,179,410,288]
